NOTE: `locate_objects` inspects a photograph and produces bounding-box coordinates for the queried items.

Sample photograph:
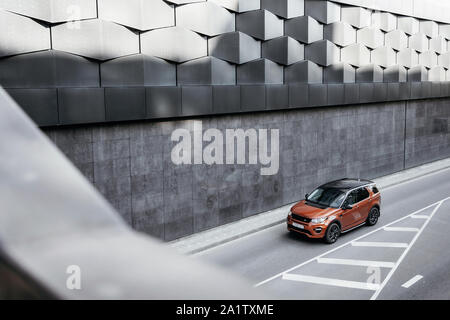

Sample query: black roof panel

[320,178,374,190]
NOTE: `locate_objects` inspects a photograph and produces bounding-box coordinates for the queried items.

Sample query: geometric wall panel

[408,65,428,82]
[0,10,50,58]
[284,60,323,84]
[165,0,203,4]
[237,58,283,84]
[384,65,407,83]
[420,20,439,38]
[97,0,174,31]
[356,64,383,83]
[176,2,235,37]
[357,27,385,49]
[208,31,260,64]
[0,0,97,23]
[261,0,304,19]
[398,16,420,35]
[438,52,450,69]
[236,9,284,41]
[429,36,447,54]
[341,6,371,29]
[341,43,371,67]
[409,33,429,53]
[177,56,236,85]
[429,66,446,81]
[439,24,450,40]
[371,47,396,68]
[101,54,176,87]
[262,36,304,65]
[52,19,140,61]
[419,51,438,69]
[323,22,356,47]
[141,26,207,63]
[305,40,340,67]
[385,30,408,51]
[210,0,260,13]
[305,0,341,25]
[324,62,355,83]
[398,48,420,68]
[371,12,397,32]
[285,15,323,44]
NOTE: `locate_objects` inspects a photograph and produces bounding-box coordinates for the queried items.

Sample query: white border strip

[317,258,395,268]
[282,273,380,291]
[402,275,423,289]
[352,242,409,248]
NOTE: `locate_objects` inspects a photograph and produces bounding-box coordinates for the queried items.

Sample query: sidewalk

[169,158,450,255]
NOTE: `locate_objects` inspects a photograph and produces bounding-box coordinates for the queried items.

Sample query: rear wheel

[323,223,341,244]
[366,207,380,226]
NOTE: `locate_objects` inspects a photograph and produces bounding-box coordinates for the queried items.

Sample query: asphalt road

[195,167,450,300]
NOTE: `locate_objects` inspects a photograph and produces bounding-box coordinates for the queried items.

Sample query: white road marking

[352,242,409,248]
[402,275,423,288]
[282,273,380,291]
[370,200,444,300]
[255,196,450,288]
[383,227,420,232]
[410,215,429,219]
[317,258,395,268]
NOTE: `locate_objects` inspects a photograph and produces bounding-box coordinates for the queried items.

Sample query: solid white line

[352,242,409,248]
[317,258,395,268]
[371,200,444,300]
[383,227,420,232]
[254,197,449,288]
[410,215,429,220]
[402,275,423,288]
[282,273,380,291]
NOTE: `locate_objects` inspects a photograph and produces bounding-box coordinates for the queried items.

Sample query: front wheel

[366,207,380,226]
[323,223,341,244]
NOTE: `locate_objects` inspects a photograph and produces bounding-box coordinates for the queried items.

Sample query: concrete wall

[44,98,450,241]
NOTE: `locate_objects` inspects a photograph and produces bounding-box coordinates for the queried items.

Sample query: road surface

[195,167,450,299]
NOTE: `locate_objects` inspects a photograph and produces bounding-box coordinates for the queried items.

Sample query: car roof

[320,178,374,191]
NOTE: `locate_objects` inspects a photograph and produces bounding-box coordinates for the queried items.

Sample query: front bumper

[287,215,327,238]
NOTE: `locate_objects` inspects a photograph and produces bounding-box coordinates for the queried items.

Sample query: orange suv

[287,178,381,244]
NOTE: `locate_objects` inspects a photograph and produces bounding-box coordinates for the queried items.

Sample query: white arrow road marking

[351,242,409,248]
[282,273,380,291]
[402,275,423,288]
[317,258,395,268]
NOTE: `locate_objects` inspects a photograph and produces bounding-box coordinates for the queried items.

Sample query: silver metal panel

[105,87,146,121]
[285,15,323,44]
[209,31,261,64]
[0,9,50,58]
[212,85,241,113]
[236,9,284,41]
[261,0,304,19]
[176,2,235,37]
[97,0,174,31]
[288,83,308,107]
[344,83,359,104]
[438,52,450,69]
[341,6,371,29]
[177,56,236,85]
[100,54,176,87]
[398,48,420,68]
[52,19,139,61]
[241,85,266,110]
[305,40,340,67]
[165,0,204,4]
[384,65,408,83]
[0,0,97,23]
[398,16,420,35]
[237,58,284,84]
[266,84,289,110]
[141,26,207,63]
[308,84,327,106]
[305,0,341,25]
[419,51,438,69]
[419,20,439,38]
[429,66,446,81]
[357,27,385,49]
[371,12,397,32]
[408,65,428,82]
[262,36,304,66]
[385,30,409,51]
[327,84,345,105]
[210,0,260,13]
[146,86,182,119]
[323,22,356,47]
[429,36,447,54]
[58,88,105,125]
[356,64,383,83]
[371,47,396,68]
[181,86,213,116]
[341,43,371,67]
[409,33,429,53]
[324,62,356,83]
[439,24,450,40]
[285,60,323,84]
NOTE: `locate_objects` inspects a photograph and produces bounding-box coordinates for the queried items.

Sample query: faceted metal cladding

[0,0,97,23]
[177,56,236,85]
[429,66,446,81]
[324,62,355,83]
[429,36,447,54]
[323,22,356,47]
[285,15,323,44]
[420,20,439,38]
[419,51,438,69]
[371,47,396,68]
[210,0,260,13]
[285,60,323,84]
[209,32,260,64]
[305,0,341,25]
[52,19,139,61]
[384,65,407,83]
[341,43,371,67]
[398,17,420,36]
[409,33,429,53]
[261,0,304,19]
[398,48,420,68]
[237,58,283,84]
[408,65,428,82]
[372,12,397,32]
[356,64,383,83]
[341,6,371,29]
[0,9,50,58]
[357,27,384,49]
[97,0,174,31]
[141,26,207,63]
[236,9,284,41]
[262,36,304,66]
[177,2,235,37]
[385,30,409,51]
[305,40,340,67]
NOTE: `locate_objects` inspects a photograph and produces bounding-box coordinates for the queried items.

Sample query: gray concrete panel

[357,27,385,49]
[288,83,308,107]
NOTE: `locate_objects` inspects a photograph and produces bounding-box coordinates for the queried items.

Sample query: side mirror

[305,194,309,200]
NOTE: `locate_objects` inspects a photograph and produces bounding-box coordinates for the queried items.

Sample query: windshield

[307,187,346,208]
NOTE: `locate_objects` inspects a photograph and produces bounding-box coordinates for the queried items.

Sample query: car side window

[357,187,370,202]
[344,190,358,206]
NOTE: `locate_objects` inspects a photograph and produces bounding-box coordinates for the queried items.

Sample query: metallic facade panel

[324,63,356,83]
[305,0,341,25]
[408,65,428,82]
[409,33,429,53]
[261,0,304,19]
[308,84,327,106]
[438,52,450,69]
[101,54,176,87]
[177,56,236,86]
[146,87,182,119]
[288,83,308,107]
[209,32,261,64]
[398,48,420,68]
[237,59,284,84]
[210,0,260,13]
[0,9,50,58]
[236,9,284,41]
[285,60,323,84]
[356,64,383,83]
[327,84,345,105]
[344,83,359,104]
[420,20,439,38]
[181,86,213,116]
[105,87,146,122]
[266,85,289,110]
[262,36,304,66]
[341,43,371,67]
[241,85,266,111]
[176,1,235,37]
[371,47,396,68]
[419,51,438,69]
[429,36,447,54]
[97,0,174,31]
[398,16,420,35]
[52,19,140,61]
[0,0,97,23]
[385,30,409,51]
[305,40,340,67]
[323,22,357,47]
[372,12,397,32]
[212,86,241,113]
[428,66,446,81]
[58,88,105,125]
[285,16,323,44]
[141,26,207,63]
[384,65,408,83]
[439,24,450,40]
[357,27,385,49]
[341,6,371,29]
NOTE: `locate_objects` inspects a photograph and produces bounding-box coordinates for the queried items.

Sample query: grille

[290,226,312,235]
[292,214,311,223]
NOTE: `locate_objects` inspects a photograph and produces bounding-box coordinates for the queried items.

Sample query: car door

[341,190,360,229]
[355,187,371,223]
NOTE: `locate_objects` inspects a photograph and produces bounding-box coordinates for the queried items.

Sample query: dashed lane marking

[402,275,423,289]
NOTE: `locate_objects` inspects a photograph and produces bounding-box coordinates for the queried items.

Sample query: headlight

[311,217,327,224]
